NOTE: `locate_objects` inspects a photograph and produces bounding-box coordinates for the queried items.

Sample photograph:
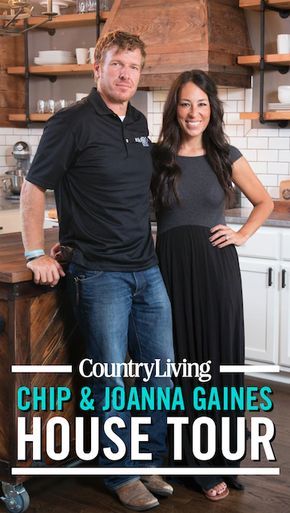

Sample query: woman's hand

[209,224,248,248]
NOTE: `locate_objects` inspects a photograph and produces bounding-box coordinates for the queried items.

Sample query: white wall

[1,86,290,207]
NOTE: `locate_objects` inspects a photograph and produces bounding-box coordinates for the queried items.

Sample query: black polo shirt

[26,88,157,271]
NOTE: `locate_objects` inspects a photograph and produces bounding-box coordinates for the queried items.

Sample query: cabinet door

[279,263,290,368]
[239,258,279,364]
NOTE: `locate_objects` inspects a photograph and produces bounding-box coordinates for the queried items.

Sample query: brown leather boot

[115,479,159,511]
[141,475,173,496]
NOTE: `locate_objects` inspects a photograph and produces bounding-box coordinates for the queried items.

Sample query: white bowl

[278,86,290,103]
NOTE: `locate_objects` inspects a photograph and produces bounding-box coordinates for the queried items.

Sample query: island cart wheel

[0,483,30,513]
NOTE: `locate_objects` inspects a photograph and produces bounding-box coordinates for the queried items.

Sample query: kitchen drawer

[228,224,280,260]
[281,232,290,261]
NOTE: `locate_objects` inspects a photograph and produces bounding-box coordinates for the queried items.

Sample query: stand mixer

[2,141,31,197]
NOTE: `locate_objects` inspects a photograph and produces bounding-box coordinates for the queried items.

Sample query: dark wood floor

[1,378,289,513]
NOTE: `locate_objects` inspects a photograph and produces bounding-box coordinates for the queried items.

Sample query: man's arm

[20,180,65,286]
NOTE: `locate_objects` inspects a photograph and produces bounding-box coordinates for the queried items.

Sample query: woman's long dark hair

[151,70,233,209]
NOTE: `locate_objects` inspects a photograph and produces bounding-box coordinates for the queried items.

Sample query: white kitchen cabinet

[229,223,290,371]
[280,263,290,367]
[239,257,279,364]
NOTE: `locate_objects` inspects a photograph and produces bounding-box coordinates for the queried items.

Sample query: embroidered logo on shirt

[134,136,150,147]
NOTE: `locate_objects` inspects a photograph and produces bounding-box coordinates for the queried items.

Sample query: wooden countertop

[0,229,59,284]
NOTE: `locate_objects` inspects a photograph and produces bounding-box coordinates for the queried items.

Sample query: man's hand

[50,242,61,259]
[27,255,65,286]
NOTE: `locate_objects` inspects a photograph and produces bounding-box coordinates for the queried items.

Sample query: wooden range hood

[104,0,253,88]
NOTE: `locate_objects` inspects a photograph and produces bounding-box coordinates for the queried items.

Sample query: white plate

[34,56,75,65]
[268,102,290,110]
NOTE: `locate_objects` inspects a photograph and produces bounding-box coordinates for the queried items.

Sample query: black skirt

[156,224,245,490]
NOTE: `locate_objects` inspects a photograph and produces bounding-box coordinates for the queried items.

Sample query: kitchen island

[0,229,82,512]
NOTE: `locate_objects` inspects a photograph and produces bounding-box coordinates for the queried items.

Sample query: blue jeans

[67,264,174,490]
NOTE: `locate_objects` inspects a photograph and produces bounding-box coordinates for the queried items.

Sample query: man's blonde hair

[94,30,146,68]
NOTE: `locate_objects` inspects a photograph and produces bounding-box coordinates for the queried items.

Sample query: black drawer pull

[282,269,286,289]
[268,267,273,287]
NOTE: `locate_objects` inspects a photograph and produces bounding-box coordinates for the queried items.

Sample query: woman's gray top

[157,145,242,235]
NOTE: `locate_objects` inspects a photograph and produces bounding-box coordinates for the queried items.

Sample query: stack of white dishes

[34,50,75,65]
[268,102,290,111]
[268,85,290,110]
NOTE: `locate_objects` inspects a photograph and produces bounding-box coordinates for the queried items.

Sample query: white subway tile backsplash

[153,113,163,126]
[225,125,237,136]
[223,101,238,112]
[248,137,268,149]
[226,113,244,125]
[278,128,290,137]
[241,149,257,161]
[237,100,245,113]
[269,162,289,174]
[278,150,290,162]
[218,88,228,100]
[251,161,268,173]
[246,129,258,137]
[227,88,245,100]
[0,128,13,136]
[267,187,279,198]
[152,90,168,102]
[258,174,278,186]
[236,125,245,136]
[257,128,278,137]
[257,149,279,162]
[229,137,247,149]
[269,137,289,150]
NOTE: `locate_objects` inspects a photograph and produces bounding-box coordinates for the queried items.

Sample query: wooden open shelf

[16,11,109,29]
[238,54,290,66]
[7,64,93,76]
[240,0,290,9]
[8,113,53,122]
[240,111,290,120]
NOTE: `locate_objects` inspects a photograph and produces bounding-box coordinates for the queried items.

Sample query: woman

[151,70,273,501]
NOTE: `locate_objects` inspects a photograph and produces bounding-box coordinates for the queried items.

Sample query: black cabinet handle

[268,267,273,287]
[0,317,5,334]
[282,269,286,289]
[0,227,3,230]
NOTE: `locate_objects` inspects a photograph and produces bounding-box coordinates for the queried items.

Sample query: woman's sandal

[203,482,229,501]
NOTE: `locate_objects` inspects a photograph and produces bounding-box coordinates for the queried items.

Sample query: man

[21,31,174,511]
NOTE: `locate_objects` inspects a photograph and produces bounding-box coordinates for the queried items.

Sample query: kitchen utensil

[277,34,290,54]
[279,179,290,200]
[2,171,25,195]
[278,86,290,103]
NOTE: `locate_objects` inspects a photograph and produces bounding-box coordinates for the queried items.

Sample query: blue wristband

[24,249,45,260]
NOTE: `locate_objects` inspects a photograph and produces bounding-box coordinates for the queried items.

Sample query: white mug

[277,34,290,54]
[89,47,95,64]
[76,47,88,65]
